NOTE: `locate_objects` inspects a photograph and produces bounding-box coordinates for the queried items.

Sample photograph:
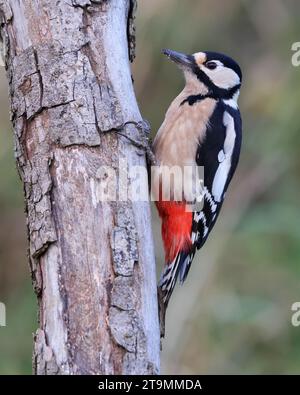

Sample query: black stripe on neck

[181,84,240,106]
[181,94,207,106]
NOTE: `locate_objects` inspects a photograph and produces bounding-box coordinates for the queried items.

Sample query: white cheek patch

[202,66,240,89]
[212,112,236,202]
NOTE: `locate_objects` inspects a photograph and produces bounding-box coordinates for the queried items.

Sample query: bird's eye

[205,61,217,70]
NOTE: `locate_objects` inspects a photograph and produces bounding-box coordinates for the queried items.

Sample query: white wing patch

[192,211,208,241]
[212,111,236,202]
[204,186,217,212]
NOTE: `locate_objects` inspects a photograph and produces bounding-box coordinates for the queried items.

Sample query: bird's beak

[162,49,193,69]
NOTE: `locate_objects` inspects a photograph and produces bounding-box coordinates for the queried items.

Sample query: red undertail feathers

[155,200,192,264]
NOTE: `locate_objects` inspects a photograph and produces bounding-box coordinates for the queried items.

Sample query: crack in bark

[127,0,137,62]
[33,49,44,112]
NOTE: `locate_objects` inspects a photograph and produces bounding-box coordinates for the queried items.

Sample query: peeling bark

[0,0,160,375]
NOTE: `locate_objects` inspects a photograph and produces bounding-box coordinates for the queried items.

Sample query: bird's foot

[115,119,158,166]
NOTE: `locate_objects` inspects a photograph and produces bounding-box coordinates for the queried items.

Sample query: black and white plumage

[154,49,242,333]
[179,100,242,285]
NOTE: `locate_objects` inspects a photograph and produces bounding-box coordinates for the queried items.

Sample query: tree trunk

[0,0,160,375]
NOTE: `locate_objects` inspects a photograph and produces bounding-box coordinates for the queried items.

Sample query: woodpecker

[153,49,242,332]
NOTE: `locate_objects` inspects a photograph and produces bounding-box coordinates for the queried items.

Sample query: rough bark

[0,0,160,375]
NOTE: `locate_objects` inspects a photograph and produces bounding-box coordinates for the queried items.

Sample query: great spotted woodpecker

[153,49,242,331]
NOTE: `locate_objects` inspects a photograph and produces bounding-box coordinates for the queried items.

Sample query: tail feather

[179,249,196,284]
[159,249,191,305]
[158,249,193,338]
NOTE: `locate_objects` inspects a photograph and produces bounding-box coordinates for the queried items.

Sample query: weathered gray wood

[0,0,160,375]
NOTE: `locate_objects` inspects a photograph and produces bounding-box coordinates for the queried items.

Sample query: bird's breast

[153,97,217,168]
[152,97,217,202]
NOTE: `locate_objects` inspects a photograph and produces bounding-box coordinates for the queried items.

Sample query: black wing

[179,101,242,282]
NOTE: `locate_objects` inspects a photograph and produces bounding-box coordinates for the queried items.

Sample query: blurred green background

[1,0,300,374]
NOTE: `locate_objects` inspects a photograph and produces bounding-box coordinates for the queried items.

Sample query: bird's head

[163,49,242,100]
